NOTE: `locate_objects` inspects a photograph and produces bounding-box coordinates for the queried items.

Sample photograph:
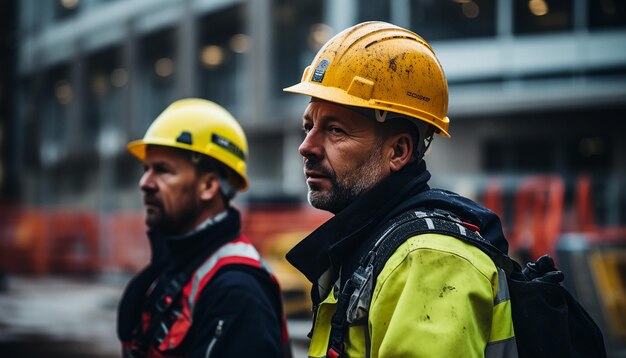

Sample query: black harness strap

[326,209,517,357]
[134,271,189,355]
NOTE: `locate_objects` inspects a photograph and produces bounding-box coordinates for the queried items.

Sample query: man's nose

[299,129,323,159]
[139,169,156,192]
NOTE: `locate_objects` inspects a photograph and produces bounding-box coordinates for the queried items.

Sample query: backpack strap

[371,210,517,276]
[327,209,519,358]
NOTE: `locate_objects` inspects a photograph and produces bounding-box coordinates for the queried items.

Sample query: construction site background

[2,0,626,357]
[1,173,626,356]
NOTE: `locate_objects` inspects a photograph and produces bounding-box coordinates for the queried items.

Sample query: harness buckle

[327,344,343,358]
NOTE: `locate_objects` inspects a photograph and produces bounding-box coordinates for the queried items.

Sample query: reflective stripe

[456,223,467,236]
[190,241,261,305]
[485,336,518,358]
[491,299,515,342]
[425,218,435,230]
[491,269,516,343]
[494,268,510,305]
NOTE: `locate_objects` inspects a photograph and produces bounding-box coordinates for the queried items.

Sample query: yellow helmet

[284,21,450,137]
[127,98,249,191]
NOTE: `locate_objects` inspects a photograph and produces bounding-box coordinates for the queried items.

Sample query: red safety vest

[122,235,289,357]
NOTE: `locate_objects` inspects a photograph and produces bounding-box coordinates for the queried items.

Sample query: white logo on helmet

[312,58,330,83]
[375,110,388,122]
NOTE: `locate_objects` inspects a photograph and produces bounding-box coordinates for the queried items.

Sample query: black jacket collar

[147,208,242,270]
[286,160,509,289]
[286,161,430,285]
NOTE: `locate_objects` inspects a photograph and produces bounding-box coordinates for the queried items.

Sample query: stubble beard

[144,197,200,236]
[307,149,386,214]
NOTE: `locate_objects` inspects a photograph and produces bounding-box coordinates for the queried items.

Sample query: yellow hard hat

[284,21,450,137]
[128,98,249,191]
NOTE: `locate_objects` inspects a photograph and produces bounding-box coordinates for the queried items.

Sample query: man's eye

[153,165,169,173]
[302,124,312,134]
[328,127,344,135]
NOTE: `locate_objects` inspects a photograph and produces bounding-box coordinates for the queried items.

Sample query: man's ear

[198,172,221,202]
[388,133,413,172]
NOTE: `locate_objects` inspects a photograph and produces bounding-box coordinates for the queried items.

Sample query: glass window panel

[197,5,246,112]
[40,65,72,167]
[272,0,324,97]
[483,138,554,173]
[410,0,496,41]
[358,0,391,23]
[566,135,612,174]
[589,0,626,30]
[514,0,573,34]
[84,47,124,148]
[54,0,80,20]
[137,28,176,134]
[19,79,40,169]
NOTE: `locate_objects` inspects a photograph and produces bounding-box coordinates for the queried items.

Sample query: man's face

[139,146,202,235]
[299,101,390,213]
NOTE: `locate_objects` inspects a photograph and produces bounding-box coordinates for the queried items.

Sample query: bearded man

[283,22,515,357]
[117,98,291,358]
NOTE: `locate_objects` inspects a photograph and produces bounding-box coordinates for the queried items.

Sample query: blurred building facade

[0,1,17,204]
[9,0,626,222]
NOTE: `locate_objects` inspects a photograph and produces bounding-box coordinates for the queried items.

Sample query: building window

[137,28,176,135]
[84,47,124,152]
[589,0,626,30]
[483,135,612,175]
[409,0,496,41]
[55,0,80,20]
[565,136,611,174]
[514,0,573,34]
[358,0,391,23]
[483,138,554,173]
[273,0,324,97]
[40,65,72,168]
[198,5,246,112]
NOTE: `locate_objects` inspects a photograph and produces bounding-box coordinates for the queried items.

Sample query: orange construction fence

[0,174,623,274]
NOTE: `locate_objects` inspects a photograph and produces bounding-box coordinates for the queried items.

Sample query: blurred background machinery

[1,0,626,356]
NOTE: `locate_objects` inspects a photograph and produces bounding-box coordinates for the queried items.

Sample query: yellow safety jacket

[308,233,517,358]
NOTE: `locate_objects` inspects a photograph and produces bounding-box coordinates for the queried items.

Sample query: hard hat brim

[126,139,250,191]
[284,82,451,138]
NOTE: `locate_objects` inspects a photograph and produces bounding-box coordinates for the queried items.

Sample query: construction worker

[117,98,290,357]
[284,22,516,357]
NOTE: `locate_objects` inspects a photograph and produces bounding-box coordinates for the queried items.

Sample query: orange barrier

[481,176,566,262]
[511,176,565,262]
[45,211,100,273]
[0,177,620,276]
[241,204,331,249]
[481,178,507,236]
[0,207,100,275]
[0,207,47,274]
[0,204,329,271]
[573,175,597,233]
[105,211,150,273]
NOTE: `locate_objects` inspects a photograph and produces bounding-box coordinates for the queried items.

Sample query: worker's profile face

[139,146,203,235]
[299,101,390,213]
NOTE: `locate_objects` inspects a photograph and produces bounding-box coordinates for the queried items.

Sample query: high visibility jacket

[307,232,516,358]
[286,161,515,358]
